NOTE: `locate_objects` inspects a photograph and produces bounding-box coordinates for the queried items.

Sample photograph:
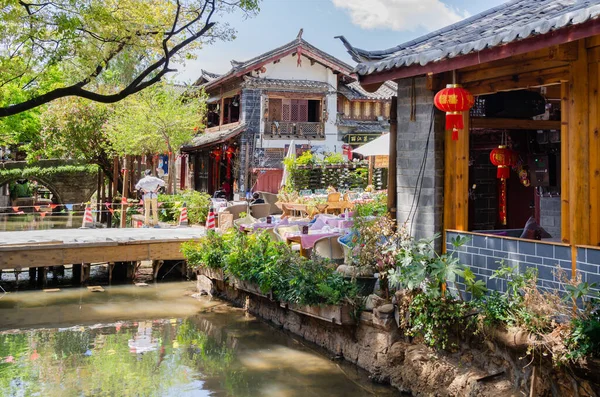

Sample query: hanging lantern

[489,145,517,227]
[489,145,517,179]
[434,84,475,140]
[225,146,235,180]
[211,148,222,161]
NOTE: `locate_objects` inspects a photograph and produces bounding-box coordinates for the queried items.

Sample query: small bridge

[0,159,98,207]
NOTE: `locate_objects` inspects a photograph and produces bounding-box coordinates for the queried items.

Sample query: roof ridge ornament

[296,28,303,40]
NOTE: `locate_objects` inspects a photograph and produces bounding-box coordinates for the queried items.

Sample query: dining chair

[249,203,271,219]
[313,236,345,265]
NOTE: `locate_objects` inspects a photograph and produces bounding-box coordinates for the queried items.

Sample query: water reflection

[0,282,398,396]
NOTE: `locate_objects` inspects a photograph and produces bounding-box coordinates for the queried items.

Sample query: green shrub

[158,190,211,224]
[182,230,358,306]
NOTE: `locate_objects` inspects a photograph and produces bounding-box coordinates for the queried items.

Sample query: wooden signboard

[374,155,389,168]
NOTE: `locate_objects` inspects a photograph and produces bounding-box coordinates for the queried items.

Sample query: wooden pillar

[387,96,398,216]
[120,156,129,228]
[443,110,470,238]
[112,157,119,199]
[219,86,224,127]
[561,82,571,244]
[588,58,600,246]
[566,40,590,246]
[100,170,107,224]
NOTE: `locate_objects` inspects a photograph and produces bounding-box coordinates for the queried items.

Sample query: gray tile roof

[339,81,397,100]
[183,123,246,150]
[337,119,390,133]
[241,76,332,92]
[339,0,600,76]
[196,34,355,88]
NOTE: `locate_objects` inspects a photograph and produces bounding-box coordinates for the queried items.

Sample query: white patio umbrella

[280,140,295,189]
[353,133,390,157]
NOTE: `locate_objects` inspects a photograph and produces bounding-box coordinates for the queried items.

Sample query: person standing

[135,170,165,228]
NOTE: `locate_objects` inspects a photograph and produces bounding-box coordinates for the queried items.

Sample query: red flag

[121,197,127,204]
[50,204,58,209]
[34,206,41,211]
[40,212,47,219]
[12,206,19,212]
[139,199,144,206]
[108,208,115,215]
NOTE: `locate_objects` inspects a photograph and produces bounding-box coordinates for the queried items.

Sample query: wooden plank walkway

[0,228,205,270]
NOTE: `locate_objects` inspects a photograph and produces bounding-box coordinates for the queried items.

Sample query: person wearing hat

[135,170,165,228]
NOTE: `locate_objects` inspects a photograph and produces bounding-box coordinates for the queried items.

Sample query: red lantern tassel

[497,166,510,179]
[446,112,464,140]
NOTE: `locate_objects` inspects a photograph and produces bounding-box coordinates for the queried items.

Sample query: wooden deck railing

[266,121,324,138]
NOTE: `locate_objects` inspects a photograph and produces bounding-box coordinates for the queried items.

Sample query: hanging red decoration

[489,145,517,179]
[489,145,517,226]
[433,84,475,140]
[225,146,235,180]
[211,148,222,161]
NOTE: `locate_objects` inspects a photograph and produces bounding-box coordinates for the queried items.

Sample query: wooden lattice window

[384,102,391,118]
[269,98,282,121]
[344,99,351,116]
[282,99,308,122]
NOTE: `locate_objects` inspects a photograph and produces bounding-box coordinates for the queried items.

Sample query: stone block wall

[396,77,445,247]
[446,231,572,295]
[539,196,561,239]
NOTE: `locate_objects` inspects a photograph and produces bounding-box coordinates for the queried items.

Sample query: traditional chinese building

[340,0,600,293]
[182,30,394,195]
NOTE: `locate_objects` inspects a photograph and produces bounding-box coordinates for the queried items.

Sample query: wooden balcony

[205,121,240,133]
[265,121,324,139]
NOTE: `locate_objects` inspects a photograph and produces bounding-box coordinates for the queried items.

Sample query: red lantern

[489,145,517,226]
[225,146,235,180]
[434,84,475,140]
[211,148,222,161]
[489,145,517,179]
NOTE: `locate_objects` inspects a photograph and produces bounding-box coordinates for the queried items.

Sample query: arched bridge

[0,160,98,208]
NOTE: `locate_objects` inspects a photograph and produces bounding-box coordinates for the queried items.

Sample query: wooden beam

[459,59,568,85]
[589,59,600,246]
[561,81,570,244]
[464,67,569,96]
[456,113,470,231]
[0,241,189,270]
[387,97,397,216]
[471,117,561,130]
[568,40,590,246]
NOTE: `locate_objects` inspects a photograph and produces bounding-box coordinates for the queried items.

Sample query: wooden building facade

[341,0,600,294]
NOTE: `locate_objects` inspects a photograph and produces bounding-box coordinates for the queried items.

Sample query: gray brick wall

[396,77,444,248]
[576,247,600,295]
[239,89,262,192]
[539,196,561,239]
[446,231,572,295]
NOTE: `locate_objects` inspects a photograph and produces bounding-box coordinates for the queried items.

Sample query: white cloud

[332,0,469,32]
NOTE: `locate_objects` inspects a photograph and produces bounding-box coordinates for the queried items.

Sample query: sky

[175,0,507,84]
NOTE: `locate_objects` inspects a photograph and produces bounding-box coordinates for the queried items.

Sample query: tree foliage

[104,83,206,155]
[0,0,260,117]
[33,96,115,178]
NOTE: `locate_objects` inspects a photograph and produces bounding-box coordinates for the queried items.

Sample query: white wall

[253,53,342,154]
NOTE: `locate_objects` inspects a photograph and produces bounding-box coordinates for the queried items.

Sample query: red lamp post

[434,84,475,140]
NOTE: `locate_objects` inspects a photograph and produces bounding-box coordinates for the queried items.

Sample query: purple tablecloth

[324,218,354,229]
[285,231,341,249]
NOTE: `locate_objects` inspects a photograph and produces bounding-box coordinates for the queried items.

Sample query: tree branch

[1,0,220,117]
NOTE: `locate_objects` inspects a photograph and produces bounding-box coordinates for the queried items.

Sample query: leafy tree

[0,0,260,117]
[104,82,206,192]
[32,96,115,180]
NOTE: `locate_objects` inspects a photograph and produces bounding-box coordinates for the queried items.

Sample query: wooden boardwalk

[0,228,205,270]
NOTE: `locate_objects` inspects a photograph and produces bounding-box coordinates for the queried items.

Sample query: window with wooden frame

[364,102,372,120]
[353,101,361,119]
[268,97,321,122]
[374,102,382,118]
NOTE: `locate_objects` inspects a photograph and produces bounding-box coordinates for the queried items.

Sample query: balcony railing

[266,121,324,139]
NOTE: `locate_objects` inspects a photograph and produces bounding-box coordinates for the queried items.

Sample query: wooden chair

[313,236,345,265]
[327,192,341,202]
[249,203,271,219]
[257,191,282,215]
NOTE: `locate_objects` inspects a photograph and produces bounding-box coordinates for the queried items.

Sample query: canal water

[0,282,399,396]
[0,213,83,232]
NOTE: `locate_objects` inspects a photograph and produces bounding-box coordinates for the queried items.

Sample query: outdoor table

[284,230,342,257]
[324,218,354,229]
